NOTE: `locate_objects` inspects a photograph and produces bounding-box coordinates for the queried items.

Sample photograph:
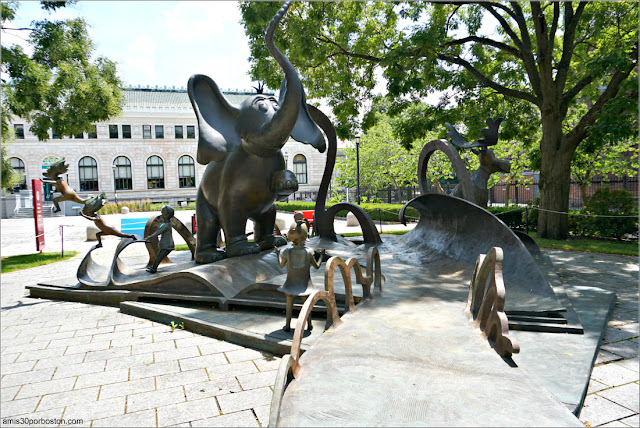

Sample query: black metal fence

[301,177,638,209]
[489,177,638,209]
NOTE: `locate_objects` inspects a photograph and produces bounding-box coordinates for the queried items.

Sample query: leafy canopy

[1,1,123,140]
[240,1,637,153]
[241,1,637,239]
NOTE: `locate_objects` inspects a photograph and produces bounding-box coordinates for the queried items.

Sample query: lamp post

[283,151,290,202]
[111,164,118,205]
[355,136,361,205]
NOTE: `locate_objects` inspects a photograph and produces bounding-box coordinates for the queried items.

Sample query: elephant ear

[279,78,326,153]
[188,74,241,164]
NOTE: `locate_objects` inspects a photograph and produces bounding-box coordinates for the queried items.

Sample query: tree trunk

[537,112,575,239]
[433,179,444,194]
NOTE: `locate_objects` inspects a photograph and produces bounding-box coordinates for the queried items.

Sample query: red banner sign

[32,179,45,252]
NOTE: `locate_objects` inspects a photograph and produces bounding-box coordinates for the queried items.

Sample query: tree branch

[556,2,587,95]
[509,2,542,97]
[315,35,381,63]
[1,26,33,31]
[444,36,521,59]
[438,53,540,106]
[562,72,596,106]
[470,2,519,21]
[480,3,522,49]
[565,65,636,150]
[446,5,461,32]
[549,2,560,46]
[531,2,553,87]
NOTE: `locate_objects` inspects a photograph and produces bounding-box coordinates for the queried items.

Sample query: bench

[121,217,151,238]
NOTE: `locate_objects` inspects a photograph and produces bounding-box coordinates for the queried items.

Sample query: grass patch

[175,244,190,251]
[340,230,637,256]
[527,232,638,256]
[1,251,80,273]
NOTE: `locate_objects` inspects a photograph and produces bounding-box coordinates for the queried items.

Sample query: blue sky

[4,1,258,91]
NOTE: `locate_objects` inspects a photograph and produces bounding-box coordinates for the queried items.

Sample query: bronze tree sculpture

[417,118,511,208]
[187,1,326,264]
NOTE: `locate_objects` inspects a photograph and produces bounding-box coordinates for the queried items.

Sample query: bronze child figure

[144,205,175,273]
[79,193,135,248]
[275,214,325,332]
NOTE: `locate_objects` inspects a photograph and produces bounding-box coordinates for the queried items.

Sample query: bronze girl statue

[275,213,325,332]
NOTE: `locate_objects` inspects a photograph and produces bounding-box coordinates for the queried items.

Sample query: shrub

[275,201,316,212]
[522,198,585,235]
[524,198,539,231]
[487,206,526,230]
[579,187,638,240]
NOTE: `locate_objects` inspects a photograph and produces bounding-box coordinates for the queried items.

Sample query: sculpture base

[120,301,330,357]
[28,194,617,422]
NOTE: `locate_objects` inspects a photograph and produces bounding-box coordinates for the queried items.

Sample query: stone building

[3,86,328,217]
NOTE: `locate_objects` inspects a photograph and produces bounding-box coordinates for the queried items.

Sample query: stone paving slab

[545,250,639,427]
[1,214,638,427]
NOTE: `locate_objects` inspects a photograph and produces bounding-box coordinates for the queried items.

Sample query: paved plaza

[1,213,638,427]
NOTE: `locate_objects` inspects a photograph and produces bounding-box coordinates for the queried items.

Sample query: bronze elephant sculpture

[188,1,326,263]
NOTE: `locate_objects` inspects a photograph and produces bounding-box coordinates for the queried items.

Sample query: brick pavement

[546,250,639,427]
[1,215,638,427]
[1,295,277,427]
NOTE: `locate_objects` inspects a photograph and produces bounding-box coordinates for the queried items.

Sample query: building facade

[4,87,328,214]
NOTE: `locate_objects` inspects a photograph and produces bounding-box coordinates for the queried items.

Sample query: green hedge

[487,206,527,230]
[99,200,196,215]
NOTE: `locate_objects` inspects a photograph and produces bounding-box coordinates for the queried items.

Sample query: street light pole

[111,164,118,205]
[355,136,360,205]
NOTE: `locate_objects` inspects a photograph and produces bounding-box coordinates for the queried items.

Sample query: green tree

[240,1,638,239]
[571,139,639,205]
[334,118,422,202]
[334,114,470,202]
[1,1,123,140]
[491,138,536,207]
[1,114,19,191]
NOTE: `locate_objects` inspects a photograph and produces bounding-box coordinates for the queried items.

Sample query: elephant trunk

[258,1,302,150]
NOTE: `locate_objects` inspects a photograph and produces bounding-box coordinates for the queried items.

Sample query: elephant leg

[224,224,261,258]
[218,206,260,257]
[253,205,286,251]
[195,190,225,264]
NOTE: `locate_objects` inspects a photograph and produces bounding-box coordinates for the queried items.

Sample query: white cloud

[178,52,255,94]
[163,2,243,43]
[122,35,157,82]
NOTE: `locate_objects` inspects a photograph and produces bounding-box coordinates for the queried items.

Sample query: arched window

[178,155,196,188]
[113,156,132,190]
[146,155,164,189]
[293,154,307,184]
[8,157,26,190]
[78,156,98,191]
